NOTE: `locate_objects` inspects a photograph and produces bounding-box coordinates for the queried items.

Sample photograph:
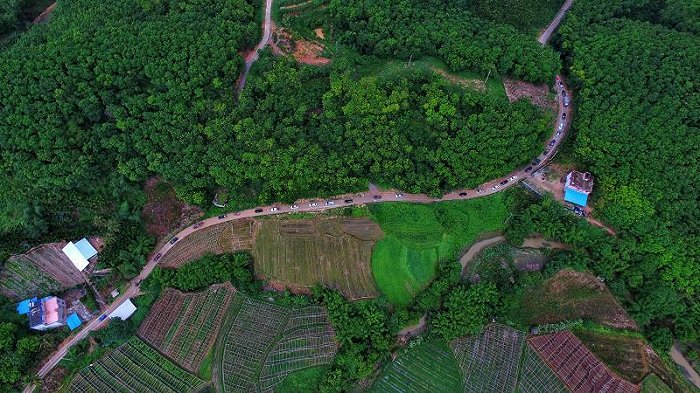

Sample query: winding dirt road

[538,0,574,45]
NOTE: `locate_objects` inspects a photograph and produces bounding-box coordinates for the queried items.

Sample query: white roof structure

[109,299,136,320]
[62,242,89,271]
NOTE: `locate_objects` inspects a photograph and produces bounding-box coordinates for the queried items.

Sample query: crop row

[69,337,206,393]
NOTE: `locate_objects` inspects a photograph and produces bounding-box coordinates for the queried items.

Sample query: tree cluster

[327,0,561,83]
[149,252,259,293]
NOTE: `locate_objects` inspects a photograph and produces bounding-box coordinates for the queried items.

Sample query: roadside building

[66,313,82,331]
[17,296,67,331]
[108,299,137,320]
[61,238,98,271]
[564,171,594,207]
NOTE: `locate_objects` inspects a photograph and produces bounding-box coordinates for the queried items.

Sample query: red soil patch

[270,24,330,66]
[141,177,203,241]
[503,78,557,110]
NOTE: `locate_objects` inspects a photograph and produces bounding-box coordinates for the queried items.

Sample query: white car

[558,121,564,131]
[309,201,318,207]
[492,184,500,190]
[270,207,279,212]
[509,175,518,181]
[395,193,403,198]
[290,204,299,210]
[326,200,335,205]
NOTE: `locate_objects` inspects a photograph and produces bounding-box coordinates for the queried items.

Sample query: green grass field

[370,194,508,304]
[370,340,462,392]
[277,365,329,392]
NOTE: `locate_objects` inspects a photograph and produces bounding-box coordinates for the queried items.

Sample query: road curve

[235,0,274,95]
[538,0,574,45]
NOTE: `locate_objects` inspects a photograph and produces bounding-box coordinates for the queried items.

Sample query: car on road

[562,89,567,97]
[395,193,403,198]
[270,207,279,212]
[556,130,562,137]
[492,184,500,190]
[154,253,162,261]
[459,192,467,197]
[217,214,226,219]
[525,166,533,172]
[254,208,263,213]
[373,195,382,200]
[344,199,353,203]
[476,188,482,193]
[326,200,335,205]
[193,222,204,229]
[98,315,107,322]
[563,95,570,107]
[500,180,508,185]
[549,139,556,147]
[234,211,240,216]
[290,204,299,209]
[558,121,564,131]
[309,201,318,207]
[169,237,178,244]
[509,175,518,181]
[543,149,550,155]
[562,112,566,119]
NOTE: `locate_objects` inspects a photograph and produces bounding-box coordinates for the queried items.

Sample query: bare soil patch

[521,269,638,330]
[142,177,203,241]
[41,365,67,393]
[503,78,557,110]
[270,24,330,66]
[314,27,325,39]
[431,66,485,91]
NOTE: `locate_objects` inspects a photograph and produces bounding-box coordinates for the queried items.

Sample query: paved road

[671,344,700,389]
[235,0,273,95]
[538,0,574,45]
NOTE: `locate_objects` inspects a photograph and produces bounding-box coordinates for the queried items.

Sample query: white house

[62,238,98,271]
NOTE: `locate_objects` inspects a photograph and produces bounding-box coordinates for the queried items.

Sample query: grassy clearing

[642,373,673,393]
[253,216,381,299]
[370,194,508,305]
[572,325,650,383]
[370,340,462,392]
[276,365,329,392]
[503,269,638,330]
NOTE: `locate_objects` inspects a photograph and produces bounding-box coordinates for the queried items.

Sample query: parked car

[169,237,178,245]
[549,139,556,147]
[395,193,403,198]
[562,112,567,119]
[193,222,204,229]
[270,207,279,212]
[563,95,570,107]
[558,121,564,131]
[492,184,500,190]
[525,166,533,172]
[254,208,263,213]
[373,195,382,200]
[290,204,299,209]
[500,180,508,186]
[325,200,335,205]
[556,130,562,137]
[154,253,163,261]
[459,192,467,197]
[217,214,226,219]
[509,175,518,181]
[344,199,353,203]
[309,201,318,207]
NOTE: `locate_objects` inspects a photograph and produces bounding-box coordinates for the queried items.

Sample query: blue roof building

[66,313,82,331]
[564,171,594,207]
[17,298,37,315]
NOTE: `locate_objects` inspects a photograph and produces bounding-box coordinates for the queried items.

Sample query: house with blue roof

[564,171,594,207]
[17,296,67,331]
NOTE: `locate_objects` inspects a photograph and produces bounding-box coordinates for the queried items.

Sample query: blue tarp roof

[75,238,98,259]
[565,187,589,206]
[17,298,35,315]
[66,313,82,330]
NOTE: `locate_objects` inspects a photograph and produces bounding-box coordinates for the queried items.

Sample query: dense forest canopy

[327,0,561,83]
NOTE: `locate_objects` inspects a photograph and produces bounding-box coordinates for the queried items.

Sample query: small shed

[66,313,82,330]
[17,298,36,315]
[109,299,137,320]
[62,238,98,271]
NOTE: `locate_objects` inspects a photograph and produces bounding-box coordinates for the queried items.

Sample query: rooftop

[62,238,98,271]
[66,313,82,330]
[566,171,594,193]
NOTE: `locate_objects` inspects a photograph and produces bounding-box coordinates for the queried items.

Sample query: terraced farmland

[0,242,96,299]
[253,217,381,299]
[138,283,236,372]
[69,337,207,393]
[370,340,462,392]
[517,344,568,393]
[451,324,526,392]
[160,219,255,267]
[215,294,337,392]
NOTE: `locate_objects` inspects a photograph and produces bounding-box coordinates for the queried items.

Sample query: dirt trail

[398,316,426,337]
[33,2,56,24]
[670,345,700,389]
[459,235,506,270]
[235,0,274,97]
[538,0,574,45]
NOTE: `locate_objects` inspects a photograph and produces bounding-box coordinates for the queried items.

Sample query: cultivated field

[69,337,207,393]
[215,294,337,392]
[0,241,96,299]
[517,344,568,393]
[138,283,236,372]
[370,340,462,392]
[370,196,508,304]
[451,323,526,392]
[528,331,640,393]
[573,327,651,383]
[512,269,638,330]
[641,374,672,393]
[253,217,381,299]
[160,219,255,267]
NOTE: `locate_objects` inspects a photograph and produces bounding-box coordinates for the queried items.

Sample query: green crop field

[370,340,462,392]
[517,344,568,393]
[370,194,508,304]
[68,337,207,393]
[253,217,382,299]
[215,294,337,392]
[641,374,673,393]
